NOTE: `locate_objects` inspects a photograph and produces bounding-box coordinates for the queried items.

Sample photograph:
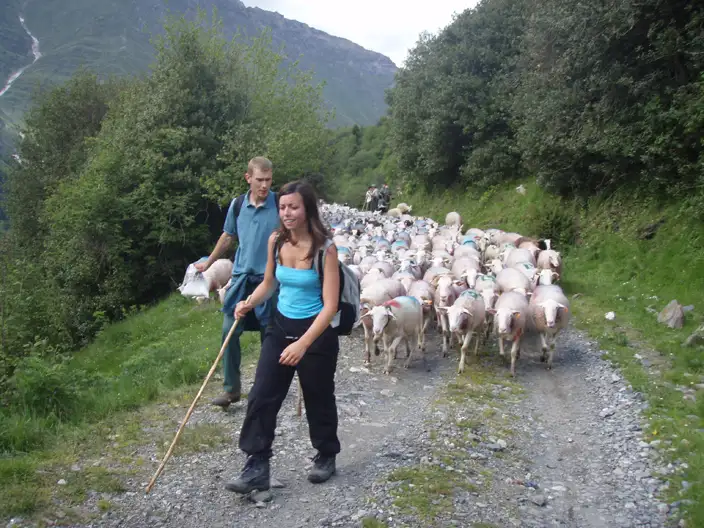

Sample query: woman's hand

[279,340,308,366]
[235,300,253,319]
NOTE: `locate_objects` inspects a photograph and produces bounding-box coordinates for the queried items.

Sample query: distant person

[380,183,391,205]
[363,186,374,211]
[225,180,341,494]
[195,157,280,408]
[369,184,379,212]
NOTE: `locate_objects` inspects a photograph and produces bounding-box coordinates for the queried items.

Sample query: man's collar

[245,190,274,208]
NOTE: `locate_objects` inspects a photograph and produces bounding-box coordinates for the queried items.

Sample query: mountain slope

[0,0,397,127]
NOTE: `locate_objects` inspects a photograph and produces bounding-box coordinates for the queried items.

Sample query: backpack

[273,237,361,336]
[314,239,361,336]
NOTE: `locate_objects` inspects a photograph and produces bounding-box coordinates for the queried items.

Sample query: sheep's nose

[547,321,555,328]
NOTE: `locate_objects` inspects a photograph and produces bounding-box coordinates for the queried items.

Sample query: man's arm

[196,232,234,271]
[195,197,239,272]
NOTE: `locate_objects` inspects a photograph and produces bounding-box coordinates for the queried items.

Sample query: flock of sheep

[179,200,571,379]
[321,202,570,378]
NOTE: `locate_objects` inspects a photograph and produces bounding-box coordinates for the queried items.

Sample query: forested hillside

[0,0,396,127]
[2,0,704,523]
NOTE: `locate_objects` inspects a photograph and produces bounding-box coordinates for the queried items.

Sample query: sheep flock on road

[181,200,570,378]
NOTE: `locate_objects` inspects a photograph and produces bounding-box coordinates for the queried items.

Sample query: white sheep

[537,249,563,279]
[441,289,486,373]
[488,290,529,377]
[445,211,462,228]
[504,247,537,268]
[433,275,466,357]
[408,280,437,335]
[362,296,426,374]
[495,267,532,295]
[529,285,570,369]
[358,279,408,365]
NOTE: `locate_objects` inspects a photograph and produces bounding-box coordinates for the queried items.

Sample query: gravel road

[67,321,677,528]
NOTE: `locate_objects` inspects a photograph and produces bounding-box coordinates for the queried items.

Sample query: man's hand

[279,340,307,367]
[194,261,209,273]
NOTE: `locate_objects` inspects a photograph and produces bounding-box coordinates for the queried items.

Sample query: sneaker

[307,453,336,484]
[225,455,270,494]
[211,392,240,408]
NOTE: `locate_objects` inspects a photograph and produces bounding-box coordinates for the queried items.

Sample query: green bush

[5,356,99,421]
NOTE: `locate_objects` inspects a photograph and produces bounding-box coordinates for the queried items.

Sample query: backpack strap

[314,239,334,280]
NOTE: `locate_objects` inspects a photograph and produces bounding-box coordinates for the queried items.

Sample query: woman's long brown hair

[275,180,331,261]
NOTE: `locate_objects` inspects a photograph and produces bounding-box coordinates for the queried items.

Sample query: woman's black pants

[238,310,341,459]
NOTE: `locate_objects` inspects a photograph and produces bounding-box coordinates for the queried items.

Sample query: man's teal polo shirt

[223,190,280,276]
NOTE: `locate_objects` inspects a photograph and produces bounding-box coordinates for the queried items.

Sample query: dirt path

[79,325,671,528]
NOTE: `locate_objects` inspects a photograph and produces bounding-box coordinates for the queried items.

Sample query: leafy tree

[515,0,704,198]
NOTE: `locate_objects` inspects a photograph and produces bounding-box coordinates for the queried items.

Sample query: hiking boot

[225,455,270,494]
[307,452,336,484]
[211,392,240,408]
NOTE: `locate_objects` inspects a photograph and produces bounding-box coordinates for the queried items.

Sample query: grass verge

[0,294,260,522]
[403,179,704,525]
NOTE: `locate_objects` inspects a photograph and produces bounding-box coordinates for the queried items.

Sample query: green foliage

[388,0,528,190]
[0,12,330,387]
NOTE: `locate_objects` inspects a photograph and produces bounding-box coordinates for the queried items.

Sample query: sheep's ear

[512,310,521,319]
[558,303,568,311]
[552,271,560,281]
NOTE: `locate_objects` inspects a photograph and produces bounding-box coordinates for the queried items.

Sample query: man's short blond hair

[247,156,273,175]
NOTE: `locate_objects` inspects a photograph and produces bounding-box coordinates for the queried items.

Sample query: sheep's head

[461,268,479,289]
[487,259,504,275]
[549,253,561,268]
[537,299,568,328]
[435,276,456,304]
[489,308,522,335]
[480,288,498,310]
[446,304,471,333]
[363,304,396,340]
[535,269,557,286]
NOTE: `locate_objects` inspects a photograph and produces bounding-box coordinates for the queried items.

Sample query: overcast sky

[243,1,479,67]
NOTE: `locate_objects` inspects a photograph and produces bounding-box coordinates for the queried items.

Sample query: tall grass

[0,294,259,518]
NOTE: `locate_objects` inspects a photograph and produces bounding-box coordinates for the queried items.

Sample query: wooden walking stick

[145,295,253,494]
[296,376,303,417]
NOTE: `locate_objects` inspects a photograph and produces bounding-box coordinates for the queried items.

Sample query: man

[363,186,374,211]
[380,183,391,205]
[195,157,280,408]
[369,184,379,212]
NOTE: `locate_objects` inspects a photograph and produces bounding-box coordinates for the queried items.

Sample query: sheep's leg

[385,336,402,374]
[459,331,473,374]
[441,313,450,357]
[498,336,505,357]
[473,325,482,356]
[417,325,429,372]
[362,323,371,365]
[539,332,548,362]
[510,336,521,377]
[547,332,556,370]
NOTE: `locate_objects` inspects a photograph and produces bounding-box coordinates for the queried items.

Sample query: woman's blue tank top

[275,264,323,319]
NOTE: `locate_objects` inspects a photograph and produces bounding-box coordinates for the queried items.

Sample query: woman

[225,180,341,495]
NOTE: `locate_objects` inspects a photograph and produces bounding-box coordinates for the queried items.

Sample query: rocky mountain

[0,0,397,128]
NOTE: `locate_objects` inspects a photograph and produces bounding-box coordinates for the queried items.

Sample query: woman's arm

[239,232,279,310]
[297,243,340,348]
